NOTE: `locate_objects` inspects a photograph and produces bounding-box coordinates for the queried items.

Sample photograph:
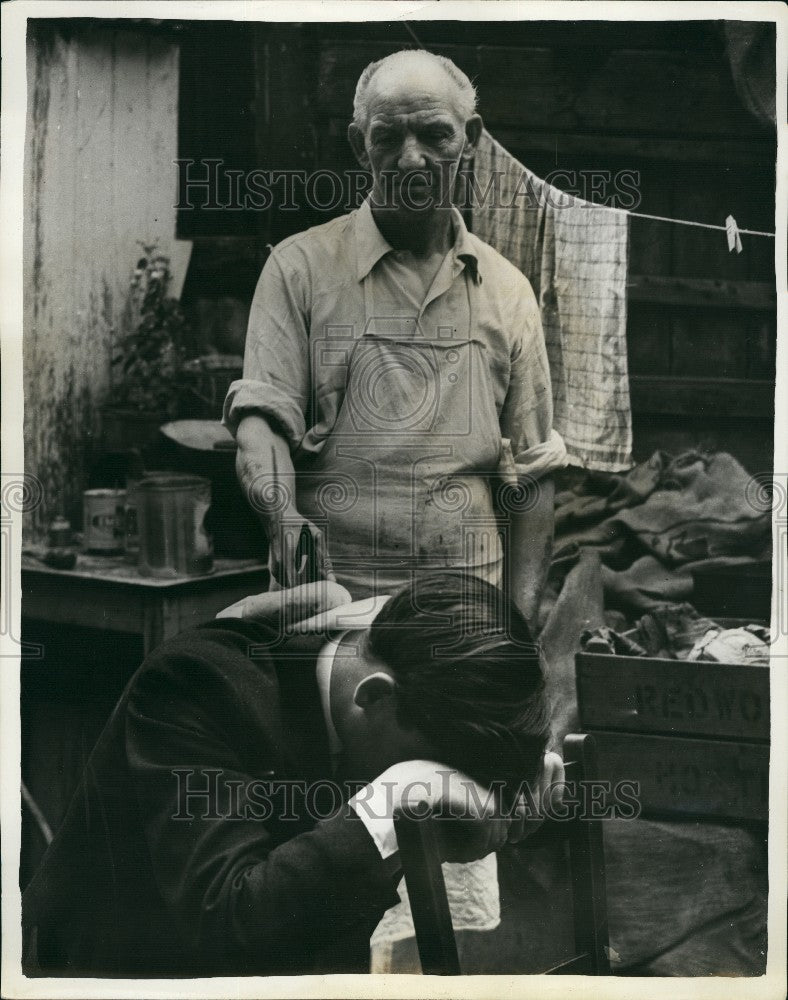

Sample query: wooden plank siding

[23,22,180,539]
[627,276,776,311]
[314,41,769,139]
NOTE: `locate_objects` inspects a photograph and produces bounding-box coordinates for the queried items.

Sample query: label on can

[83,489,126,552]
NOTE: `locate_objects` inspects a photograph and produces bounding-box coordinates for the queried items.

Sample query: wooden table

[22,551,269,654]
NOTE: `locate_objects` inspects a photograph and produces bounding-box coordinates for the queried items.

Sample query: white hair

[353,49,478,129]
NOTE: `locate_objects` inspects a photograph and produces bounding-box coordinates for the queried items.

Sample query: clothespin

[725,215,743,254]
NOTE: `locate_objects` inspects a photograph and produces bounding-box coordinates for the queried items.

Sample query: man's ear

[348,123,371,170]
[353,671,396,711]
[463,114,483,159]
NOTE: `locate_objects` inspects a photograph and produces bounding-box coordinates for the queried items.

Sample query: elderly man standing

[223,49,566,622]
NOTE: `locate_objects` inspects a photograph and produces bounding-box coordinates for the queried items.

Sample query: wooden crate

[590,731,769,822]
[576,652,770,742]
[576,649,770,821]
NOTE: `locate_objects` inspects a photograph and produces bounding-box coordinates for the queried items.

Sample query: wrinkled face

[353,61,478,213]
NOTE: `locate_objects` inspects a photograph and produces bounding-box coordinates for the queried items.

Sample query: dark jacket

[22,619,401,977]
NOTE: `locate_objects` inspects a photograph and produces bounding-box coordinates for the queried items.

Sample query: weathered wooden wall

[23,21,179,538]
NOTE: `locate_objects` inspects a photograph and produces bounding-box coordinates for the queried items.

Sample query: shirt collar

[315,639,343,764]
[313,594,393,767]
[354,198,480,284]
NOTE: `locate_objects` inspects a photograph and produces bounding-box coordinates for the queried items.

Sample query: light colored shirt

[224,201,567,595]
[223,200,566,480]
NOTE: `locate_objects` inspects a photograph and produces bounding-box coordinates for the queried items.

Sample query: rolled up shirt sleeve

[499,280,568,481]
[222,251,310,450]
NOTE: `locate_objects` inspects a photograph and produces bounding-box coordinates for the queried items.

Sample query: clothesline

[509,194,776,240]
[612,207,774,239]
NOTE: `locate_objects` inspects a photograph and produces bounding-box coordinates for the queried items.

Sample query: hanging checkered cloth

[470,130,633,472]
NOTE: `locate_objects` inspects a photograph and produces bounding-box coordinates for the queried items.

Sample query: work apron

[297,262,507,598]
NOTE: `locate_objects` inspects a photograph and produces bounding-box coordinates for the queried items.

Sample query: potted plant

[101,244,192,454]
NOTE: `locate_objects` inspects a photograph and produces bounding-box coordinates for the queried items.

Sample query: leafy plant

[111,243,191,419]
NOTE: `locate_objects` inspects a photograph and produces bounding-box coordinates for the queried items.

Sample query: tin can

[137,474,213,578]
[123,471,169,565]
[83,489,126,553]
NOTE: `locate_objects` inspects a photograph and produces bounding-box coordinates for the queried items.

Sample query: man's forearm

[235,414,298,522]
[507,475,555,630]
[235,414,335,585]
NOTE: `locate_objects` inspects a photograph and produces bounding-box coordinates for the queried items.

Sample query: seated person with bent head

[23,572,561,977]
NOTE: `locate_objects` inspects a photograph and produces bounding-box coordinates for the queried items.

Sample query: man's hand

[216,580,351,628]
[366,752,565,865]
[267,510,335,589]
[508,750,565,844]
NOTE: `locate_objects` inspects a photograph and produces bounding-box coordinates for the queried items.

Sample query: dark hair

[366,572,550,803]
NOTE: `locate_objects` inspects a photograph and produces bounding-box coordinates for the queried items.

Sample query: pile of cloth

[539,447,772,745]
[543,448,771,620]
[581,604,771,666]
[536,449,771,976]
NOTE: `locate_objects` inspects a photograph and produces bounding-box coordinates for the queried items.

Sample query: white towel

[370,852,500,973]
[472,130,633,472]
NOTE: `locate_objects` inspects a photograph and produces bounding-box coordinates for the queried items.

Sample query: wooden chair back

[393,733,611,976]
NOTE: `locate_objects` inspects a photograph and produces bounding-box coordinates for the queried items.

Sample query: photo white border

[2,2,786,998]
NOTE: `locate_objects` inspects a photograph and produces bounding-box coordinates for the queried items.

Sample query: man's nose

[397,136,427,171]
